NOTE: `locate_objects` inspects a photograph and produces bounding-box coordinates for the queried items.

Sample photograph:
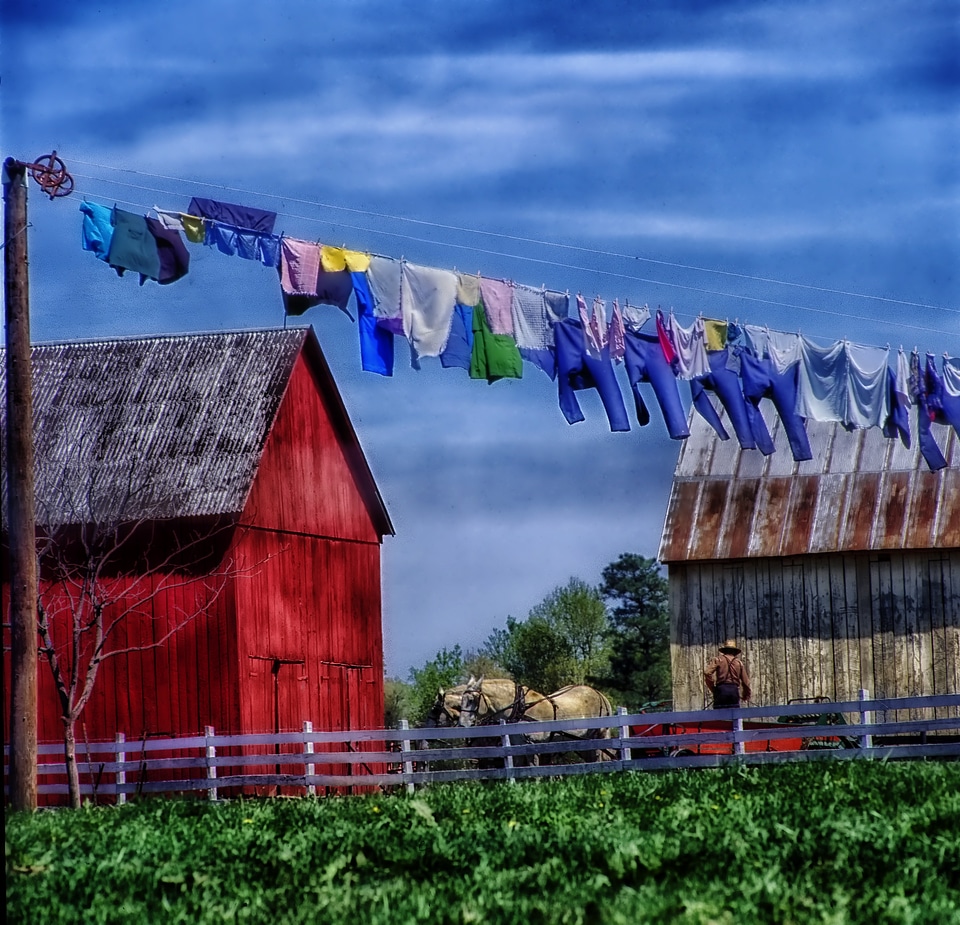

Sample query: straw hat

[719,639,742,654]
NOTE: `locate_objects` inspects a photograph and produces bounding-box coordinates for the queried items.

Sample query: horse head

[425,685,464,728]
[458,675,486,728]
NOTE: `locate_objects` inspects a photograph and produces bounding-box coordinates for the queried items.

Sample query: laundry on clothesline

[79,194,956,471]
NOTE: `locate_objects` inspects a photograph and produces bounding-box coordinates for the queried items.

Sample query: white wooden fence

[5,693,959,801]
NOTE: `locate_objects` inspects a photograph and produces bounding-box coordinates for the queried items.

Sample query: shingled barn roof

[1,327,392,533]
[659,406,959,562]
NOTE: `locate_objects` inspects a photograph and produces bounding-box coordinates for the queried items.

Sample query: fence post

[204,725,218,802]
[733,715,745,756]
[115,732,126,806]
[499,719,516,784]
[399,719,415,794]
[303,721,316,797]
[617,706,631,766]
[858,689,873,751]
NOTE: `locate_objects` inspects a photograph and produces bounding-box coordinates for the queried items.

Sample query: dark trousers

[713,682,740,708]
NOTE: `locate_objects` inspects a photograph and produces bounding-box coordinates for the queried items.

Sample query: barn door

[274,658,305,794]
[344,666,364,730]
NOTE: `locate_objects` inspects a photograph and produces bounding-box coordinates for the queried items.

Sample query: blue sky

[3,0,958,676]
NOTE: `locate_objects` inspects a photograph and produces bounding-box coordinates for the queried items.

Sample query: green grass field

[6,761,960,924]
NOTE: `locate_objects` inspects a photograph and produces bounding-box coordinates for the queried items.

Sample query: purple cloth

[910,352,947,470]
[144,217,189,285]
[623,331,689,440]
[187,197,276,234]
[739,349,813,462]
[883,368,910,446]
[205,221,280,268]
[281,268,355,317]
[555,319,630,432]
[691,348,773,453]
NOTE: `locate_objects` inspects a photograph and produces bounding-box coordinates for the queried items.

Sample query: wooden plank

[811,557,835,700]
[944,552,960,719]
[901,554,925,721]
[779,559,805,701]
[855,556,875,702]
[826,556,850,702]
[889,555,909,723]
[759,557,780,708]
[869,556,895,704]
[669,565,691,711]
[840,554,862,701]
[740,561,762,705]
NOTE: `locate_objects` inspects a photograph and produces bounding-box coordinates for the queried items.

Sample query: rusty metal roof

[1,327,391,533]
[659,402,959,561]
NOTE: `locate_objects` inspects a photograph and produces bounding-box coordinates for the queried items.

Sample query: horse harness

[430,693,461,727]
[464,682,530,725]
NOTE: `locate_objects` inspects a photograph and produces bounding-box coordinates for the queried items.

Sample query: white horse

[458,677,615,762]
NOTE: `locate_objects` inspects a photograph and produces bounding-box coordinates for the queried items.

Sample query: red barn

[2,327,393,790]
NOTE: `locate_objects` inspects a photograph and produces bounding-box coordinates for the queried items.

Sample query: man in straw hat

[704,639,752,708]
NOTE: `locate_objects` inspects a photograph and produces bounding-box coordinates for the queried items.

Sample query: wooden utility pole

[4,157,38,812]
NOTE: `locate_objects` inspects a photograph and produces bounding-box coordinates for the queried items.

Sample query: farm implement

[630,697,859,758]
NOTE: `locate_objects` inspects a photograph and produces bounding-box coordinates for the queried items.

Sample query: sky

[2,0,958,677]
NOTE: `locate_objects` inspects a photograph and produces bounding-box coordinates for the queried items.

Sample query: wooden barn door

[273,658,305,795]
[319,661,375,789]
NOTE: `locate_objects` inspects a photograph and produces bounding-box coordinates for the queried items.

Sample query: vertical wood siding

[670,550,960,717]
[240,353,380,543]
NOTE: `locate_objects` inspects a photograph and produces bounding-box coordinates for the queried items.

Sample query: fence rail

[5,693,959,801]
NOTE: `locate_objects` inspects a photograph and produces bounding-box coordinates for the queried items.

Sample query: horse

[459,678,614,763]
[423,684,468,728]
[538,684,615,762]
[456,676,553,767]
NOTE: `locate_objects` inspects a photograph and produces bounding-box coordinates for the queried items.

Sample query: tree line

[386,553,671,727]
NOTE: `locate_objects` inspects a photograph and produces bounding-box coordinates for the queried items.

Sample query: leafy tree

[32,455,246,808]
[598,553,671,708]
[461,649,509,682]
[406,645,465,726]
[483,578,610,693]
[383,677,412,728]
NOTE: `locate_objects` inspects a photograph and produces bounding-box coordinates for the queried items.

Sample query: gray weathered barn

[659,408,959,712]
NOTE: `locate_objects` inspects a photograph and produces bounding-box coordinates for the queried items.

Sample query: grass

[6,760,960,924]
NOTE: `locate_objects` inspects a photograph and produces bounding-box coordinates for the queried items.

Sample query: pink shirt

[280,237,321,296]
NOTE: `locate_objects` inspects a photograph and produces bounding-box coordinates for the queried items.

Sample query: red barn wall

[233,349,386,737]
[240,351,381,543]
[3,572,240,748]
[4,343,387,799]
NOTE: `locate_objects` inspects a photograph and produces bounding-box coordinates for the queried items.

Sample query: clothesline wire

[76,185,958,343]
[68,159,958,315]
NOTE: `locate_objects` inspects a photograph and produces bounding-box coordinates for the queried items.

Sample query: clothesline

[69,171,960,338]
[67,160,958,315]
[77,195,959,473]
